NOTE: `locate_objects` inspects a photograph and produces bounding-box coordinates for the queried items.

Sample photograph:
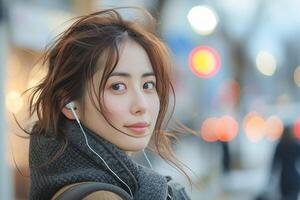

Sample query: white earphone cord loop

[70,108,134,199]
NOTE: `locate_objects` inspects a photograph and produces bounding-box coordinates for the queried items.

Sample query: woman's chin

[117,137,151,152]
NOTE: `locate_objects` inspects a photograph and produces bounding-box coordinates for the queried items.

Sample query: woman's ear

[61,101,79,120]
[61,106,76,120]
[59,91,78,120]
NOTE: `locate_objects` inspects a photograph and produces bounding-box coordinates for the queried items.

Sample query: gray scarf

[29,119,190,200]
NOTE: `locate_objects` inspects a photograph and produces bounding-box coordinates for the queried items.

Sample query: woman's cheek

[152,96,160,119]
[103,95,124,116]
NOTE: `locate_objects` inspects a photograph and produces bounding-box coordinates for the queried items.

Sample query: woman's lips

[126,126,147,133]
[124,123,149,134]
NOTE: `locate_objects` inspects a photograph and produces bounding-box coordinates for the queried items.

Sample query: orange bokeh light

[243,112,265,142]
[215,115,239,142]
[293,117,300,140]
[201,115,238,142]
[264,115,284,141]
[188,46,221,78]
[201,117,218,142]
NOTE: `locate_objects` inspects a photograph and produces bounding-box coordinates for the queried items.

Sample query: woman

[27,8,192,200]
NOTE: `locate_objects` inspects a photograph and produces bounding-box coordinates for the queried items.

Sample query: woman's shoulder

[51,182,125,200]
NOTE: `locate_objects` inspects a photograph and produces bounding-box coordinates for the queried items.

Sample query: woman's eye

[111,83,126,91]
[143,82,156,90]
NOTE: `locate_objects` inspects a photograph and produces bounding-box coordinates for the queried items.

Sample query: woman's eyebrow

[142,72,155,78]
[109,72,155,78]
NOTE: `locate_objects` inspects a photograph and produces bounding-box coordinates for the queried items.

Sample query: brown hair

[24,7,193,184]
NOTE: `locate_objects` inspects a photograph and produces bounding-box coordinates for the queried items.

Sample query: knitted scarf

[29,119,190,200]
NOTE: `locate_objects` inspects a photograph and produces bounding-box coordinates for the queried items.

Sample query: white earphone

[65,101,76,110]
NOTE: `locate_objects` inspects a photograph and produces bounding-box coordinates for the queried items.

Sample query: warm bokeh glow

[200,117,218,142]
[256,51,277,76]
[215,115,239,142]
[5,91,24,114]
[243,112,265,142]
[187,5,218,35]
[293,117,300,140]
[264,115,284,141]
[201,116,238,142]
[188,46,221,78]
[294,65,300,87]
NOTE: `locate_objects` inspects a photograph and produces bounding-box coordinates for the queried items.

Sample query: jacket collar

[65,119,169,199]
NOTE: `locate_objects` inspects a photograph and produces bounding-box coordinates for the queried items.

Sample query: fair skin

[62,39,160,152]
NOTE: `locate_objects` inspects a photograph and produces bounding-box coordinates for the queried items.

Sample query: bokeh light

[243,112,265,142]
[293,117,300,140]
[188,46,221,78]
[215,115,239,142]
[5,91,24,114]
[264,115,284,141]
[201,116,238,142]
[200,117,218,142]
[293,65,300,87]
[187,5,218,35]
[255,51,277,76]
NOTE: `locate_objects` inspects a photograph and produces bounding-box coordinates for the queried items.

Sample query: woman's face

[78,39,160,151]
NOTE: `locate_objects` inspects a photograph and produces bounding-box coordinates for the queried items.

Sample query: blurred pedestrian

[256,125,300,200]
[271,125,300,200]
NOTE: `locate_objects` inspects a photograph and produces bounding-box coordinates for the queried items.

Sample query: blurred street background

[1,0,300,199]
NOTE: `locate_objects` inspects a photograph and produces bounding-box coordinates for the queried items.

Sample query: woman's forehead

[95,39,154,78]
[113,40,153,73]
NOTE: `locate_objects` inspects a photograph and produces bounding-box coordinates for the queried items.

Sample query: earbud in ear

[65,102,76,110]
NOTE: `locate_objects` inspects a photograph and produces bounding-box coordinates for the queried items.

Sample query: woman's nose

[130,90,147,115]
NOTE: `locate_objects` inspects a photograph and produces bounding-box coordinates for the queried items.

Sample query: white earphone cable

[142,149,153,170]
[69,107,133,199]
[68,102,172,199]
